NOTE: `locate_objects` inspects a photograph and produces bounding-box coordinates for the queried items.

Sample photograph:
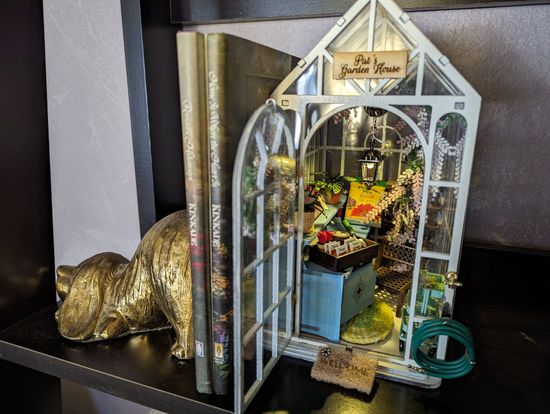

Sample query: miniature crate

[300,262,377,342]
[309,238,379,272]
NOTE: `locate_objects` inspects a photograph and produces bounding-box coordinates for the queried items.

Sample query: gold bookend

[55,210,194,360]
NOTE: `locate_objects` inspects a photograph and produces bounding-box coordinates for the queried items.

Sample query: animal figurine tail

[55,210,194,360]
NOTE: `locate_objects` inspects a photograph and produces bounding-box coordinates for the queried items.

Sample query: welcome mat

[311,347,378,394]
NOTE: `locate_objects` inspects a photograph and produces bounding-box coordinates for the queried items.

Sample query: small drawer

[301,262,377,342]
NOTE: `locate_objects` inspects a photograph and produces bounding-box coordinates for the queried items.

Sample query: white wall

[43,0,155,412]
[44,0,143,266]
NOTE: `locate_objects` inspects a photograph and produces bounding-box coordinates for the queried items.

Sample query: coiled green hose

[411,318,475,379]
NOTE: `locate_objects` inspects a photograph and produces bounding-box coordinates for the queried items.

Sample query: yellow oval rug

[341,300,394,344]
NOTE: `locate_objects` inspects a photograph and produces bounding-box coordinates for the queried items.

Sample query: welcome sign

[333,51,408,79]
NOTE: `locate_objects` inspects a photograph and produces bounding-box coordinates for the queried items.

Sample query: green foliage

[310,171,360,196]
[437,113,467,129]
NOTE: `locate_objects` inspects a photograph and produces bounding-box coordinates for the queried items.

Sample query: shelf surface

[2,246,550,414]
[0,304,232,414]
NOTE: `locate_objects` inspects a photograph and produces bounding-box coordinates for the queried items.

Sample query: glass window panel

[316,130,323,150]
[281,198,295,242]
[380,117,403,150]
[327,4,370,54]
[422,187,458,254]
[431,113,467,182]
[304,154,314,183]
[262,313,275,371]
[346,128,363,148]
[374,20,409,52]
[415,269,445,318]
[278,243,291,294]
[306,104,344,131]
[242,199,257,266]
[242,138,260,194]
[242,334,258,396]
[324,148,342,177]
[264,245,292,311]
[242,271,257,334]
[323,57,363,96]
[313,129,321,149]
[279,295,293,352]
[374,2,417,50]
[380,151,401,182]
[343,150,363,178]
[384,132,401,151]
[339,107,366,147]
[422,56,463,96]
[392,105,432,142]
[402,291,439,353]
[326,117,344,146]
[264,192,279,253]
[315,149,323,173]
[420,257,449,275]
[283,58,318,96]
[263,256,275,314]
[378,55,418,96]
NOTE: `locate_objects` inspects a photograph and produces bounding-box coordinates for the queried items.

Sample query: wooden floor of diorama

[343,286,403,358]
[302,288,405,359]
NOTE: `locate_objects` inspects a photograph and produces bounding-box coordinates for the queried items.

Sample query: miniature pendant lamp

[359,107,386,185]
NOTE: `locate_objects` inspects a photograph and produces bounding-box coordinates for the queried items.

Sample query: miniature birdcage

[232,0,480,411]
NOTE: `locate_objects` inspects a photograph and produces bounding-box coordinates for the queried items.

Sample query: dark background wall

[0,0,60,411]
[170,0,550,23]
[0,0,54,330]
[141,0,187,221]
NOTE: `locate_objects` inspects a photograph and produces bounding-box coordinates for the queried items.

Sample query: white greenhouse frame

[233,0,481,412]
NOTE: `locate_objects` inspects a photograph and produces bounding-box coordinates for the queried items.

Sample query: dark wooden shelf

[170,0,550,25]
[1,247,550,414]
[0,304,232,414]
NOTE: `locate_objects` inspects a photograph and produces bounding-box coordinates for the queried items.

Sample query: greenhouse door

[232,102,298,413]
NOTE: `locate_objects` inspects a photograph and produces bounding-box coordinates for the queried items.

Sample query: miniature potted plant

[302,185,325,234]
[310,172,358,205]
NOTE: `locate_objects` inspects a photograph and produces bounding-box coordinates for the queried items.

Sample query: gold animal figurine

[55,210,194,359]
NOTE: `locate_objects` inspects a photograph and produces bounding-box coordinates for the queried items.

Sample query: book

[344,182,386,225]
[176,31,212,394]
[205,33,295,395]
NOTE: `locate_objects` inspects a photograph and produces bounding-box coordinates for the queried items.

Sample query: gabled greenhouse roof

[273,0,479,100]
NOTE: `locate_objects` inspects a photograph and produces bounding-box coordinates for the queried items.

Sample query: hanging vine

[431,114,466,197]
[363,134,424,246]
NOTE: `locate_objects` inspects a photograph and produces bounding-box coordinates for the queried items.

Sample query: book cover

[176,31,212,394]
[205,33,294,395]
[345,182,386,225]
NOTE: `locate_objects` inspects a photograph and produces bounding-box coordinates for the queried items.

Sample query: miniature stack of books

[176,31,295,394]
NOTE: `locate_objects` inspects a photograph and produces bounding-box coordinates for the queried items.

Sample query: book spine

[176,31,212,394]
[206,33,232,395]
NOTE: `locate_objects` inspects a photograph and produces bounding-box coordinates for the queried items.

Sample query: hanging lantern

[359,107,386,185]
[359,144,385,184]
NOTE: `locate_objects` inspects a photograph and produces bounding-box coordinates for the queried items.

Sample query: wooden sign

[333,51,408,80]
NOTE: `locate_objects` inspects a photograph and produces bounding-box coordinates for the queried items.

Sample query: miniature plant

[304,185,323,212]
[309,172,360,204]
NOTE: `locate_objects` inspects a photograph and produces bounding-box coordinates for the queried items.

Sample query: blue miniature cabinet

[301,262,377,342]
